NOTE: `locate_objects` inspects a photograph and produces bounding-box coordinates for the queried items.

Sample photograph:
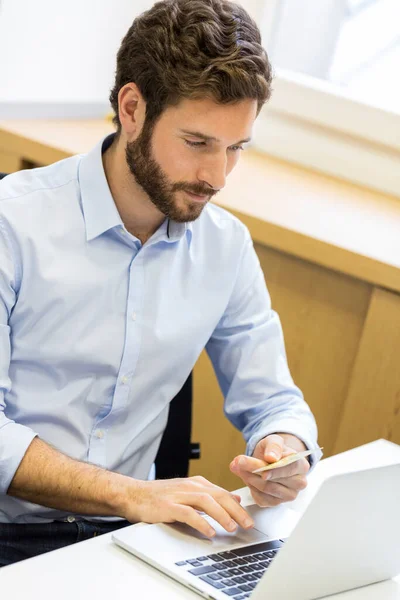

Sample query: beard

[125,119,218,223]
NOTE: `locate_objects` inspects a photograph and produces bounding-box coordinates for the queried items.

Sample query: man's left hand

[229,433,310,507]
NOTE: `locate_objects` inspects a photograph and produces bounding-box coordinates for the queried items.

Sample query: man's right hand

[9,438,253,537]
[121,475,255,537]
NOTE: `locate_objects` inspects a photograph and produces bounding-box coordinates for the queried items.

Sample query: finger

[245,475,299,501]
[262,457,310,481]
[190,476,242,502]
[173,504,216,538]
[208,488,254,530]
[230,454,267,474]
[261,434,285,462]
[241,472,273,494]
[273,474,308,492]
[248,485,283,508]
[179,492,239,533]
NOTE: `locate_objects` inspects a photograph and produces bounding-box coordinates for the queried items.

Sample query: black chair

[0,171,198,478]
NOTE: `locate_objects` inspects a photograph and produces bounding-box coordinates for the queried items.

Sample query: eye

[229,145,244,152]
[184,139,206,148]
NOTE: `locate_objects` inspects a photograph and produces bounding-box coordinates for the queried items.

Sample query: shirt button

[121,375,129,384]
[66,516,76,523]
[132,312,137,321]
[95,429,104,439]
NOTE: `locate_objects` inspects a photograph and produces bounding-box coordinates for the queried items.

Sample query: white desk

[1,439,400,600]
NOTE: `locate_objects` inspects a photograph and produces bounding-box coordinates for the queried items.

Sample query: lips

[185,191,209,203]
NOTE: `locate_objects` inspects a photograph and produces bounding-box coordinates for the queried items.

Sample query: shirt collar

[78,133,191,245]
[79,134,123,242]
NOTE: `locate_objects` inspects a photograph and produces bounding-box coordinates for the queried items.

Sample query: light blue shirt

[0,134,321,523]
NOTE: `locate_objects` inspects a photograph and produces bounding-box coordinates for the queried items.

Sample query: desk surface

[1,439,399,600]
[1,119,400,292]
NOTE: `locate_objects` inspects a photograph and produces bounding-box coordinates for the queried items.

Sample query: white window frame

[243,0,400,198]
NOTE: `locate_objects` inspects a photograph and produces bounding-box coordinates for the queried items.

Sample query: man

[0,0,321,566]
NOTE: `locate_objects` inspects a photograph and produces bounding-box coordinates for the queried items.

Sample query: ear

[118,82,147,140]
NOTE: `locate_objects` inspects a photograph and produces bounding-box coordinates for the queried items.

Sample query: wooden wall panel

[190,244,372,490]
[0,150,22,174]
[255,245,371,456]
[190,351,244,491]
[334,287,400,453]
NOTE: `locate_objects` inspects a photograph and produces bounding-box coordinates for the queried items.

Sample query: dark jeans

[0,519,130,568]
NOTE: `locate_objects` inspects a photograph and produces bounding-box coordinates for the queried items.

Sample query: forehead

[158,96,258,142]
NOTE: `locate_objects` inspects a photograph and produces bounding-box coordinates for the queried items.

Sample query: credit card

[252,447,323,474]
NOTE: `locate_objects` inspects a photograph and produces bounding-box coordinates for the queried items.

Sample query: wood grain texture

[334,287,400,453]
[190,245,372,489]
[255,245,371,456]
[190,351,245,491]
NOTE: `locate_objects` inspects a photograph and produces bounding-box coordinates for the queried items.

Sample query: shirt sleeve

[206,226,322,468]
[0,216,37,495]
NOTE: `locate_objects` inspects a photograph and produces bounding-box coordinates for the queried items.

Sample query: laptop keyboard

[175,539,284,599]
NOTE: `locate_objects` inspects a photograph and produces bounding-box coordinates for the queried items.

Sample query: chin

[169,199,206,223]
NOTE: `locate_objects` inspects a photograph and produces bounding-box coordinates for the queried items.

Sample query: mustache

[172,182,219,198]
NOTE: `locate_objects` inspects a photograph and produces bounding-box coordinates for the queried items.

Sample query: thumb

[262,434,285,462]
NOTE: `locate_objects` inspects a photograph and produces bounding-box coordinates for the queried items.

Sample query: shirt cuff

[0,421,38,494]
[245,419,323,471]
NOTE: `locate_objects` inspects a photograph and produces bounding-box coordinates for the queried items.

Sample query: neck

[102,136,165,241]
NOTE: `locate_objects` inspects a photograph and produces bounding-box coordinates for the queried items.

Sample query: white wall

[0,0,265,115]
[0,0,152,103]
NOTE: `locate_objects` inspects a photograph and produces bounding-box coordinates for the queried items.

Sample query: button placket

[112,253,145,411]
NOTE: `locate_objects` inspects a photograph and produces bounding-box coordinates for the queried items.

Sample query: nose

[197,152,227,191]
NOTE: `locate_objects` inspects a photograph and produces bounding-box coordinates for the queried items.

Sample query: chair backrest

[155,373,194,479]
[0,170,195,478]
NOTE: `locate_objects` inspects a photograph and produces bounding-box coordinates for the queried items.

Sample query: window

[269,0,400,115]
[242,0,400,198]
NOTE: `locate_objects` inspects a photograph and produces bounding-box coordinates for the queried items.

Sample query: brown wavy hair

[109,0,273,131]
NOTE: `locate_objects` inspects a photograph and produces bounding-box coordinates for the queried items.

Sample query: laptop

[112,464,400,600]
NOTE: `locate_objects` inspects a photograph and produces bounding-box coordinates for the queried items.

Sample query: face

[125,96,257,223]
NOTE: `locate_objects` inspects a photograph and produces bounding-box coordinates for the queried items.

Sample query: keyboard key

[232,576,247,584]
[222,588,242,596]
[243,574,258,582]
[218,551,238,560]
[227,568,243,576]
[187,560,203,567]
[221,579,234,587]
[196,556,208,561]
[213,563,228,571]
[238,584,253,593]
[244,555,258,563]
[231,541,282,557]
[188,565,215,576]
[209,554,224,562]
[221,561,236,569]
[200,576,225,589]
[239,566,253,574]
[175,561,186,566]
[219,571,231,579]
[208,573,223,581]
[253,553,266,560]
[248,582,257,590]
[232,558,247,566]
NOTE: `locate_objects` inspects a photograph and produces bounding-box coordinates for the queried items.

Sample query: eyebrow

[179,129,251,145]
